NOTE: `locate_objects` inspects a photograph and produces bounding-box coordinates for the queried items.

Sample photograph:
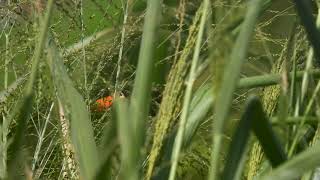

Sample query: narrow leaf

[222,96,287,180]
[47,40,98,180]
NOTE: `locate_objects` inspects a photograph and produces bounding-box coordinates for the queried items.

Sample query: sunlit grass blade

[209,0,264,178]
[128,0,161,179]
[47,39,98,180]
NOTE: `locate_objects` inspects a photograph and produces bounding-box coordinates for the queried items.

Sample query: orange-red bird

[95,96,113,111]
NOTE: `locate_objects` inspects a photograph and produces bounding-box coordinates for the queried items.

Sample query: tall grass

[209,0,264,178]
[2,0,320,179]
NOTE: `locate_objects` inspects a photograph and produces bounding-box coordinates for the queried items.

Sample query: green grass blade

[222,97,254,180]
[115,98,137,180]
[95,109,118,180]
[128,0,161,179]
[184,83,214,147]
[209,0,264,179]
[250,96,287,167]
[261,143,320,180]
[237,69,320,89]
[222,96,287,180]
[47,40,98,180]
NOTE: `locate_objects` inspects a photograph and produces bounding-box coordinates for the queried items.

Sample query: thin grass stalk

[301,49,314,102]
[237,69,320,89]
[288,80,320,156]
[114,0,129,96]
[301,1,320,102]
[31,102,54,173]
[168,0,210,179]
[208,0,263,179]
[0,26,11,179]
[64,28,114,54]
[4,34,9,91]
[79,0,88,98]
[128,0,161,179]
[271,116,319,125]
[145,6,203,179]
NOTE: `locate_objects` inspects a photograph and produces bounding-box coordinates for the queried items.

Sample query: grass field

[1,0,320,179]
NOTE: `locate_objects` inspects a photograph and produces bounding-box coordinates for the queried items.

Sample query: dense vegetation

[1,0,320,179]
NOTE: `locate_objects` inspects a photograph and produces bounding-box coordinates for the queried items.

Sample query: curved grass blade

[250,96,287,167]
[184,83,214,147]
[222,97,254,180]
[222,96,287,180]
[47,40,98,180]
[209,0,264,178]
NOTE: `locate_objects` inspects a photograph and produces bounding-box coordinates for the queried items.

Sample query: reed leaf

[115,98,137,180]
[128,0,161,179]
[184,83,214,147]
[46,39,98,180]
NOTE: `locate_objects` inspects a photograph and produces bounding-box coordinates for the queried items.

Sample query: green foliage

[2,0,320,179]
[47,40,99,180]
